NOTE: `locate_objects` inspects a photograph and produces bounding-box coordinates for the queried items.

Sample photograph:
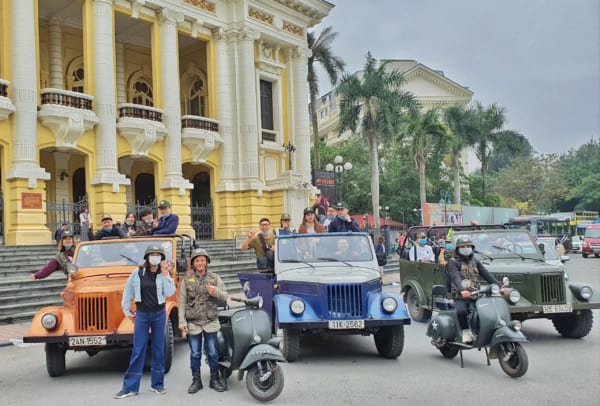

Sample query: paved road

[0,256,598,405]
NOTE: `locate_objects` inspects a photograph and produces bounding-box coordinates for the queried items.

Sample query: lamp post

[379,205,391,256]
[413,208,423,226]
[379,205,389,226]
[325,155,352,204]
[282,141,296,170]
[439,191,451,225]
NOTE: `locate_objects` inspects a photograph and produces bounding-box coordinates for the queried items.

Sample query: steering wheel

[505,243,523,254]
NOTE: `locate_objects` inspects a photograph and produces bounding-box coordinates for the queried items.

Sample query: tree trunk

[369,128,380,229]
[418,158,427,210]
[481,154,488,201]
[452,151,461,204]
[309,88,320,170]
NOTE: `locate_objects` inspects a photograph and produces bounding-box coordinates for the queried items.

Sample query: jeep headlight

[382,297,398,313]
[580,286,593,300]
[508,289,521,304]
[569,284,594,301]
[41,312,58,330]
[290,299,305,316]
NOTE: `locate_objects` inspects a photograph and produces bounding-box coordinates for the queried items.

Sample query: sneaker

[114,390,138,399]
[150,387,167,395]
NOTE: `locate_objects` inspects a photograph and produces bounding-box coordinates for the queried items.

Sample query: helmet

[303,207,315,216]
[158,200,171,208]
[455,237,474,248]
[191,248,211,264]
[61,231,74,239]
[280,213,291,221]
[144,245,166,260]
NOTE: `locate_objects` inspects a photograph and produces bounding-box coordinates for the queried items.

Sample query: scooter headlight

[508,320,522,331]
[491,284,500,295]
[290,299,305,316]
[41,312,58,330]
[382,297,398,313]
[508,289,521,304]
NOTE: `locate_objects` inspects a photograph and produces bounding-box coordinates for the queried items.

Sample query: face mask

[419,238,427,245]
[445,244,453,250]
[103,227,112,231]
[327,216,335,220]
[337,215,346,220]
[63,244,73,250]
[161,214,171,220]
[126,221,134,226]
[459,247,473,256]
[148,255,162,266]
[144,219,153,225]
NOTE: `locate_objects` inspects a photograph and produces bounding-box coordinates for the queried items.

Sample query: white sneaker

[462,329,473,343]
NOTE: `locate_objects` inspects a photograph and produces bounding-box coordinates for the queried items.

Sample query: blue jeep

[239,232,410,361]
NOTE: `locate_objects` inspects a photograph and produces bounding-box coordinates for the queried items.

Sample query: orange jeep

[23,234,195,377]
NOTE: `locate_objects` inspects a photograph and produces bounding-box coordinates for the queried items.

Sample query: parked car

[239,232,411,362]
[582,224,600,258]
[566,235,584,253]
[23,235,195,377]
[399,226,599,339]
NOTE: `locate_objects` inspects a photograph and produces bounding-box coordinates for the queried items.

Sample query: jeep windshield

[74,240,174,268]
[452,230,544,261]
[276,233,375,264]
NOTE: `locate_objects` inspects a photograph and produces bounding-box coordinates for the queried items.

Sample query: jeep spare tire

[406,288,432,322]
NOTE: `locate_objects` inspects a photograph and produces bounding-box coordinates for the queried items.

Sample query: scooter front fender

[488,327,527,359]
[239,343,286,370]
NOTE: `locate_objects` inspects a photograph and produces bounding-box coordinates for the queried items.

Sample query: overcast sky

[313,0,600,156]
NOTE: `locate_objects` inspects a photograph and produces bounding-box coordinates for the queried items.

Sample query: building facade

[0,0,332,245]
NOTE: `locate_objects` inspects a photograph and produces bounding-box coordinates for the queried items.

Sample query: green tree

[307,26,346,170]
[337,52,416,228]
[402,108,449,207]
[443,105,475,204]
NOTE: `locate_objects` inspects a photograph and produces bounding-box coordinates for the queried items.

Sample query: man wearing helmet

[31,231,76,280]
[116,245,175,398]
[179,248,227,394]
[446,237,502,343]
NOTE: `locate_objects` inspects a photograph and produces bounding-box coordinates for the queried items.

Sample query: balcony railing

[182,115,219,132]
[41,88,93,110]
[0,79,8,97]
[118,103,163,123]
[261,129,277,143]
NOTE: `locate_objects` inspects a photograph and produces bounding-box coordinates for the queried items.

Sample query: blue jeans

[121,309,166,392]
[188,331,218,371]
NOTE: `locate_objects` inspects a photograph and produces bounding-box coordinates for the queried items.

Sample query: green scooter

[426,278,529,378]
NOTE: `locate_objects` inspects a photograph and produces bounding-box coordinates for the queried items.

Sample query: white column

[115,42,126,104]
[6,0,50,186]
[214,28,236,187]
[53,151,70,198]
[48,19,64,89]
[90,0,129,190]
[158,8,192,194]
[236,27,260,182]
[291,47,312,182]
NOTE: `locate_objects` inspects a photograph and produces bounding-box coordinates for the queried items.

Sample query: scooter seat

[435,298,455,310]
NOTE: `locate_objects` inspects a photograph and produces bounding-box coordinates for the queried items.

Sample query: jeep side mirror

[176,258,188,274]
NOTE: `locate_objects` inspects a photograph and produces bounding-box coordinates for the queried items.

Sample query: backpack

[376,251,387,266]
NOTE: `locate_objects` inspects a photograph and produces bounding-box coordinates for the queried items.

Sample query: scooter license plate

[542,304,573,313]
[68,336,107,346]
[328,320,365,329]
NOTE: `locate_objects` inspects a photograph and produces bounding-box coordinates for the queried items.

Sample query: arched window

[65,57,85,93]
[132,80,154,107]
[189,79,206,116]
[181,66,208,117]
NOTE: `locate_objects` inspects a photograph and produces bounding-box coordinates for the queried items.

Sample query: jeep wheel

[164,318,175,373]
[582,253,588,258]
[282,329,300,362]
[46,343,66,377]
[406,288,431,322]
[439,344,459,359]
[552,309,594,338]
[374,325,405,359]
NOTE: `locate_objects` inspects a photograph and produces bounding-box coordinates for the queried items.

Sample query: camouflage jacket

[178,270,227,333]
[446,254,499,298]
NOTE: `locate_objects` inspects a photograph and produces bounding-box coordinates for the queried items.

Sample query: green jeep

[399,225,600,338]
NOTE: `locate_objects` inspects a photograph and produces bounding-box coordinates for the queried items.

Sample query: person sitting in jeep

[88,214,126,240]
[446,237,502,343]
[31,231,76,280]
[409,232,435,262]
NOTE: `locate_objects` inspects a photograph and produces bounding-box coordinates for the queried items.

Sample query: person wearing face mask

[31,231,76,280]
[135,208,154,236]
[121,212,137,237]
[327,202,360,233]
[322,206,337,231]
[152,200,180,235]
[446,237,502,343]
[408,232,435,262]
[88,214,126,240]
[240,217,275,271]
[115,245,176,399]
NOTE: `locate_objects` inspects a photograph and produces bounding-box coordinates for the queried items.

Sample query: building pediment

[401,63,473,102]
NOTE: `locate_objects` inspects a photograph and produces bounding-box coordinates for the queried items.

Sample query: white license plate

[328,320,365,329]
[68,336,107,346]
[543,304,573,313]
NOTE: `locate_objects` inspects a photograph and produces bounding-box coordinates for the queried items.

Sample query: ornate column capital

[159,7,184,26]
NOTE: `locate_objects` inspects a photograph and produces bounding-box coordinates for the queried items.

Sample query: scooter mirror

[461,279,472,289]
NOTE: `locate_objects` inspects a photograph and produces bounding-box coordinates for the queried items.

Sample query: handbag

[257,234,275,270]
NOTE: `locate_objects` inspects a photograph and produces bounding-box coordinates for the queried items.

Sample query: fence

[191,202,213,240]
[46,196,88,236]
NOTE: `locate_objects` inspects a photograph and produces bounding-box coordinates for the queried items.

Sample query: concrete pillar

[48,19,65,89]
[291,47,312,183]
[90,0,129,190]
[115,42,126,104]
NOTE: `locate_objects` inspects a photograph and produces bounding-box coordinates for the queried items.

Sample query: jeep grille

[540,274,566,304]
[76,294,109,332]
[326,284,364,319]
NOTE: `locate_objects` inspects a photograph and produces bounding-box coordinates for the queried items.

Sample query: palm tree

[469,102,523,200]
[443,105,475,205]
[403,108,449,207]
[307,26,346,170]
[337,52,416,228]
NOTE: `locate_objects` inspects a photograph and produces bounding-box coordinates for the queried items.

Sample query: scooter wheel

[498,342,528,378]
[438,345,459,359]
[245,362,284,402]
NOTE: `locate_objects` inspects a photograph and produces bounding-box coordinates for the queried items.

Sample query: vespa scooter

[217,296,286,402]
[426,278,529,378]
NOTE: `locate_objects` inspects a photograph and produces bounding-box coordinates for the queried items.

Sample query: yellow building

[0,0,332,245]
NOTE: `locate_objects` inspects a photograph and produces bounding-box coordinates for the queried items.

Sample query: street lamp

[379,205,390,225]
[325,155,352,204]
[282,141,296,170]
[413,208,423,225]
[439,191,451,225]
